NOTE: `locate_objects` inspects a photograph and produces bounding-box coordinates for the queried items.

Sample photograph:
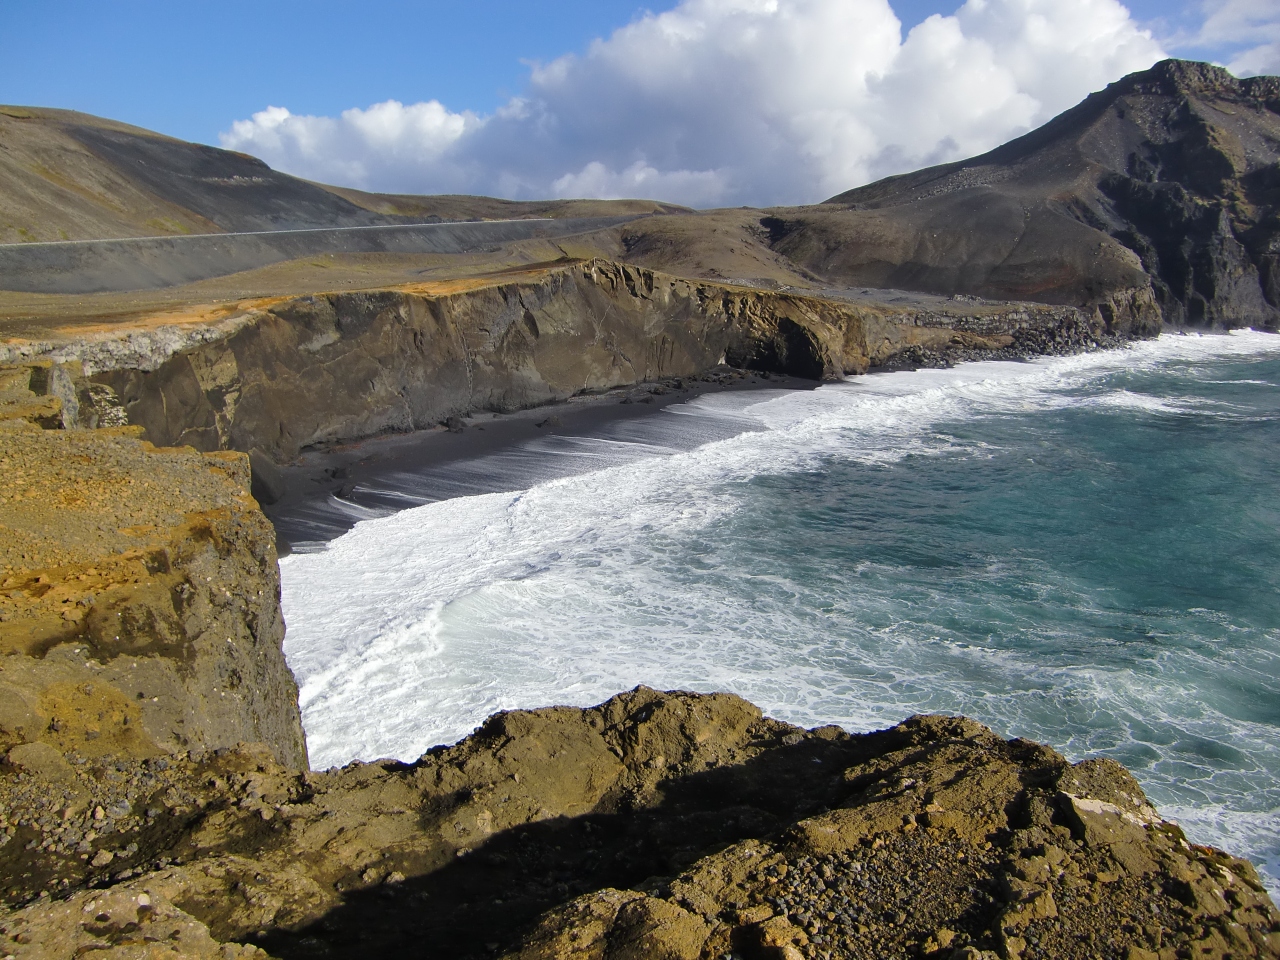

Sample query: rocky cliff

[4,59,1277,960]
[0,370,306,769]
[0,687,1275,960]
[1,260,1152,471]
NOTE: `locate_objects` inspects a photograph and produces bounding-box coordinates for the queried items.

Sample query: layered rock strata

[0,688,1275,960]
[0,372,306,769]
[8,260,1154,467]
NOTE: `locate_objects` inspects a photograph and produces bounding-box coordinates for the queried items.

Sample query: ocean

[278,330,1280,895]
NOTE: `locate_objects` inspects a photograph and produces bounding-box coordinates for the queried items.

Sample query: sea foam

[281,331,1280,894]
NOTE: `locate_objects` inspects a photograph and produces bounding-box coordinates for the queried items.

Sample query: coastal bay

[3,52,1280,958]
[278,332,1280,898]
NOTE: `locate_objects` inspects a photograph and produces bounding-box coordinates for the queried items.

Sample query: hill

[583,59,1280,330]
[0,106,680,244]
[778,59,1280,328]
[0,106,395,241]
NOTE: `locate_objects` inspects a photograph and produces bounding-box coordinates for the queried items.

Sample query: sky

[4,0,1280,206]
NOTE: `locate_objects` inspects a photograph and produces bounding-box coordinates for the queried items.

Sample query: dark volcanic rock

[770,59,1280,330]
[73,261,1096,462]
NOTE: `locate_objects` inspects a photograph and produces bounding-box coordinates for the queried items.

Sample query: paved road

[0,216,640,295]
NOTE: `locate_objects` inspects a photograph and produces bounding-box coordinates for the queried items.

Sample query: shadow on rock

[253,730,870,959]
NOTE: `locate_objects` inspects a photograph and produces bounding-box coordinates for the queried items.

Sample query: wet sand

[263,368,818,552]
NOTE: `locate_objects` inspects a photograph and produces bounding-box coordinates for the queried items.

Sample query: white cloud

[550,161,730,206]
[1193,0,1280,76]
[223,100,481,192]
[1230,44,1280,75]
[220,0,1166,207]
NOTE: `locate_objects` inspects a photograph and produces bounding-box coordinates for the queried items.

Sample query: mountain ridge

[800,58,1280,327]
[824,59,1280,209]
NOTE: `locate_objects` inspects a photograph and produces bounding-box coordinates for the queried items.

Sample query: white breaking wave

[280,330,1280,892]
[282,331,1280,762]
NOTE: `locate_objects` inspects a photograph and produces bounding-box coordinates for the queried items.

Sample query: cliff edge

[4,260,1151,473]
[0,369,306,768]
[0,687,1276,960]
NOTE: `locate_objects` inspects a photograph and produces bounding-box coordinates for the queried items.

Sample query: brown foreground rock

[0,688,1275,960]
[0,376,306,768]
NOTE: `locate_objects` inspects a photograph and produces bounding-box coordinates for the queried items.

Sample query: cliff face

[0,370,306,768]
[0,688,1275,960]
[64,260,1147,466]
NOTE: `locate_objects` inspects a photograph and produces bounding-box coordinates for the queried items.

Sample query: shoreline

[263,367,821,552]
[273,330,1280,900]
[260,329,1144,553]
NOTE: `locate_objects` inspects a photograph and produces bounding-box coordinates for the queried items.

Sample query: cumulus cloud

[222,100,482,192]
[1193,0,1280,77]
[221,0,1166,207]
[550,161,729,206]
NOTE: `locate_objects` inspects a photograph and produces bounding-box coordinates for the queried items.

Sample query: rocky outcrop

[0,688,1275,959]
[16,260,1114,466]
[0,371,306,768]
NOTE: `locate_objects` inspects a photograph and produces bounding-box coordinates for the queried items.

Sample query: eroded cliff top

[0,377,307,767]
[0,418,254,655]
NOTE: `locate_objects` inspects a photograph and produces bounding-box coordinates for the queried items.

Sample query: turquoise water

[280,332,1280,893]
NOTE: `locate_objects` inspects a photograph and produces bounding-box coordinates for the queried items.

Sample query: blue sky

[0,0,1237,145]
[4,1,651,142]
[5,1,1277,205]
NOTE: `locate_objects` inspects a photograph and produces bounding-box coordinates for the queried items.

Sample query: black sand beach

[263,368,819,552]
